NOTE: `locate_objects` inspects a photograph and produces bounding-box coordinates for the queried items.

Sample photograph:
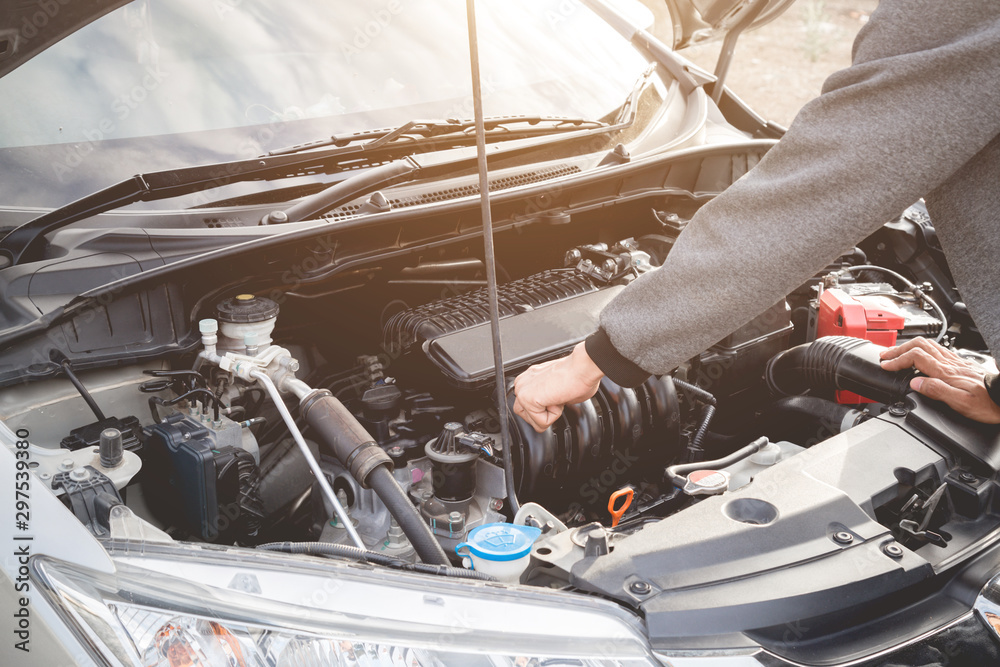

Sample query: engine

[15,204,1000,591]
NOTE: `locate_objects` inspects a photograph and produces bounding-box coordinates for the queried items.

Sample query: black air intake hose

[766,336,916,405]
[300,389,450,565]
[758,396,865,445]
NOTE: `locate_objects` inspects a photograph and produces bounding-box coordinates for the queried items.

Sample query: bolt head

[833,531,854,545]
[60,458,74,471]
[888,403,908,417]
[69,467,90,482]
[629,581,652,595]
[448,511,462,523]
[883,543,904,559]
[959,471,977,484]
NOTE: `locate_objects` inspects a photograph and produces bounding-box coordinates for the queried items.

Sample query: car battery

[810,283,942,404]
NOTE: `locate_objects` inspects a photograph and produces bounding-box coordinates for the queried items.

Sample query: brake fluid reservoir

[215,294,279,353]
[456,523,541,583]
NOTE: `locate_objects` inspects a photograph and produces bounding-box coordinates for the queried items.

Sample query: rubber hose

[256,541,493,581]
[367,466,451,565]
[766,336,916,405]
[758,395,864,445]
[300,390,450,565]
[667,436,768,488]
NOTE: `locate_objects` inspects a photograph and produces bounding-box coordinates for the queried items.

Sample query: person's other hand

[879,337,1000,423]
[512,342,605,433]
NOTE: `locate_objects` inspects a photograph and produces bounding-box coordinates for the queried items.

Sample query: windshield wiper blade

[268,65,657,225]
[266,115,608,157]
[266,64,657,160]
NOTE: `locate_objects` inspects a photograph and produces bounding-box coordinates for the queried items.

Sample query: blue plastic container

[456,523,542,582]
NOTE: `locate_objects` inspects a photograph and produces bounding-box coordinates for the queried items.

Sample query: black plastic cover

[888,392,1000,473]
[570,418,942,647]
[383,268,599,354]
[61,415,142,455]
[51,466,122,538]
[424,285,623,390]
[143,413,245,542]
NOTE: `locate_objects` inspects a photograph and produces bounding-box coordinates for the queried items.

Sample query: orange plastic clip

[608,487,634,528]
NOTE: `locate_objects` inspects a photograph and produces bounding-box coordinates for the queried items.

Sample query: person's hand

[512,342,605,433]
[879,337,1000,424]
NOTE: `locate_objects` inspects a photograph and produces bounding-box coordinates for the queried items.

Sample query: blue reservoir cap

[456,523,542,562]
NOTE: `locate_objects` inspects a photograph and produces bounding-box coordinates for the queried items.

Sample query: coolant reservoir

[456,523,541,583]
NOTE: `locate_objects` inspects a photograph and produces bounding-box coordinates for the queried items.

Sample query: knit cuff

[985,373,1000,407]
[584,328,651,388]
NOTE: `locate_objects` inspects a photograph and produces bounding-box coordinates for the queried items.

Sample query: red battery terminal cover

[816,288,906,403]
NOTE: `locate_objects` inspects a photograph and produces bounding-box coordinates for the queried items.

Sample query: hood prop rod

[466,0,520,516]
[711,0,767,104]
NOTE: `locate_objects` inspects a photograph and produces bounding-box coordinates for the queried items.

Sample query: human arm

[514,0,1000,427]
[590,0,1000,381]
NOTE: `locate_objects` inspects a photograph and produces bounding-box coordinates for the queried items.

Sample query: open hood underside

[0,0,131,79]
[664,0,796,49]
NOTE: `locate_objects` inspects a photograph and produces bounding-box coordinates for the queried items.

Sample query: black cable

[687,404,716,461]
[673,379,717,462]
[148,397,164,425]
[58,360,106,422]
[242,387,266,417]
[673,378,717,406]
[142,369,209,392]
[149,388,223,422]
[218,449,264,543]
[256,541,495,581]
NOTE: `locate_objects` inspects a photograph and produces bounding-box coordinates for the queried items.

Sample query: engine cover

[384,268,615,389]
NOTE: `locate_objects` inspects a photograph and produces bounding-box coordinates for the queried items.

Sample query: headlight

[33,543,661,667]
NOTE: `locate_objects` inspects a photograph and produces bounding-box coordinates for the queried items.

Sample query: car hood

[663,0,796,49]
[0,0,796,77]
[0,0,131,78]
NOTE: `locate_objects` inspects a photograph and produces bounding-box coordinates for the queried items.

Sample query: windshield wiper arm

[266,115,608,157]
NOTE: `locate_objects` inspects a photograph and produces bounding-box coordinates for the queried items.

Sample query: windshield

[0,0,655,208]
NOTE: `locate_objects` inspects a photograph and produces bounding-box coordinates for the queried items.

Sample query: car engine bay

[3,197,1000,655]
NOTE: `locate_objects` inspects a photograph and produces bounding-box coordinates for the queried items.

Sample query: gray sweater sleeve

[587,0,1000,386]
